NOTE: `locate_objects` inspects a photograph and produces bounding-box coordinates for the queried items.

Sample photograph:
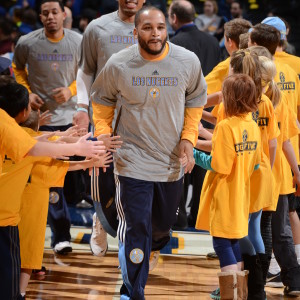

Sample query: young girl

[195,73,261,299]
[201,49,279,299]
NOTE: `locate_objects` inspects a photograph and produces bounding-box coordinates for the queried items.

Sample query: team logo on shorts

[149,87,160,99]
[49,191,60,204]
[51,62,59,71]
[130,248,144,264]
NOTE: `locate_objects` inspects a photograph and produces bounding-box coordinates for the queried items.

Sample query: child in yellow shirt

[194,74,261,299]
[0,81,106,300]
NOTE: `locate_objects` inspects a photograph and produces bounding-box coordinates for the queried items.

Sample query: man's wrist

[76,107,88,113]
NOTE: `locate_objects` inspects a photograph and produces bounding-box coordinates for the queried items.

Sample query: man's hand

[52,87,72,104]
[29,93,44,110]
[73,111,90,132]
[179,139,195,174]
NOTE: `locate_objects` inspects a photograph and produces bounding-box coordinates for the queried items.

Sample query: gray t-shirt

[14,28,82,126]
[80,11,137,78]
[91,43,207,182]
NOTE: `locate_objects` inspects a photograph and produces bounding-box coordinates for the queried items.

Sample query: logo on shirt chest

[132,76,178,87]
[277,71,295,91]
[235,130,258,153]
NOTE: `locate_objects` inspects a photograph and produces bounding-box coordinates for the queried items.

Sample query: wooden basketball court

[26,250,285,299]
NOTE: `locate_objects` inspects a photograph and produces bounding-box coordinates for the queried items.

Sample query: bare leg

[20,269,32,295]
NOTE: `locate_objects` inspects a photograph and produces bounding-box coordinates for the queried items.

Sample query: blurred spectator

[230,0,243,19]
[19,8,39,34]
[78,8,97,33]
[148,0,167,14]
[194,0,225,40]
[281,17,296,55]
[16,0,36,9]
[0,18,15,55]
[63,6,73,29]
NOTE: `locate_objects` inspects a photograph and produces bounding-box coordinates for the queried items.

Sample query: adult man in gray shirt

[13,0,82,255]
[91,7,207,300]
[73,0,145,258]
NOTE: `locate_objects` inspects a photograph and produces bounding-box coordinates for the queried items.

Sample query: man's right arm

[73,23,98,130]
[73,69,94,130]
[13,39,44,109]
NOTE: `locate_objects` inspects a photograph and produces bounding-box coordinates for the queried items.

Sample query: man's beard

[138,35,167,55]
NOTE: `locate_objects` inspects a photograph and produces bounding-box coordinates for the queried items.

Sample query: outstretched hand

[97,134,123,152]
[75,132,106,158]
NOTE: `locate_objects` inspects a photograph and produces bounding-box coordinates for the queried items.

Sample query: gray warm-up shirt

[80,11,138,78]
[91,43,207,182]
[14,28,82,126]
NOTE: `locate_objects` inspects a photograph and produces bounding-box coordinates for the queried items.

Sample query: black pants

[272,195,300,287]
[0,226,21,300]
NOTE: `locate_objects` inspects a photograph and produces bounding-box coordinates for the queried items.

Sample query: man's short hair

[250,23,280,55]
[135,6,164,27]
[170,1,195,24]
[224,19,252,47]
[40,0,64,13]
[0,83,29,118]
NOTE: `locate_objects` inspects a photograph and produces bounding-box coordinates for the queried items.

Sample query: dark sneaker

[120,283,129,296]
[210,287,220,300]
[206,252,218,260]
[284,286,300,296]
[265,272,284,288]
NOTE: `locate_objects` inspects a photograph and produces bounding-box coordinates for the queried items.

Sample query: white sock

[295,244,300,262]
[268,253,281,274]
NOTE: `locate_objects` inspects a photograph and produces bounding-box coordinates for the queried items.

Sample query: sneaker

[54,241,72,255]
[90,212,108,257]
[265,271,284,288]
[149,251,159,271]
[284,286,300,296]
[210,287,220,300]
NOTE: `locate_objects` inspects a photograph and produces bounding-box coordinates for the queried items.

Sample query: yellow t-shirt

[205,57,230,95]
[1,125,69,226]
[274,60,300,163]
[278,100,299,196]
[196,113,261,238]
[214,94,279,212]
[0,109,37,174]
[274,51,300,80]
[0,157,37,226]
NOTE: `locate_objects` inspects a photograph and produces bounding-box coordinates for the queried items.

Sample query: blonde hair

[259,56,281,108]
[248,45,272,59]
[205,0,218,14]
[239,32,249,49]
[230,49,262,103]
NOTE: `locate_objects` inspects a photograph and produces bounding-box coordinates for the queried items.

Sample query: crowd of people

[1,0,300,300]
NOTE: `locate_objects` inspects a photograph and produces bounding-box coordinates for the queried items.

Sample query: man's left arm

[180,55,207,173]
